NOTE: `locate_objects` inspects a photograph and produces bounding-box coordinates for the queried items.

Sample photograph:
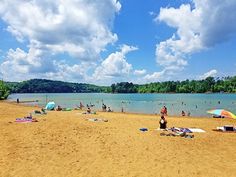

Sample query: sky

[0,0,236,85]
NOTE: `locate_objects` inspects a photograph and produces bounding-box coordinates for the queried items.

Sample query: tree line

[110,76,236,93]
[1,76,236,100]
[6,79,110,93]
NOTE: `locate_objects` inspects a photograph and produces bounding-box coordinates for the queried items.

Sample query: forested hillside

[6,79,110,93]
[5,76,236,94]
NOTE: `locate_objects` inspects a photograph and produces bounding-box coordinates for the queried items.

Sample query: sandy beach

[1,101,236,177]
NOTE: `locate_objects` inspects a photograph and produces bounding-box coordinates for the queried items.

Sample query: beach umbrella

[207,109,236,119]
[45,101,55,110]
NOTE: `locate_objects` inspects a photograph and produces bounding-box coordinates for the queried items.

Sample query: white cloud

[0,47,90,82]
[155,4,203,71]
[93,45,138,82]
[134,69,146,76]
[141,66,181,83]
[2,0,235,84]
[150,0,236,82]
[199,69,217,80]
[143,70,166,82]
[196,0,236,46]
[0,0,121,82]
[1,48,52,81]
[0,0,121,59]
[45,61,94,82]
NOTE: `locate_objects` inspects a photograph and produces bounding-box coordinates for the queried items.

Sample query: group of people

[159,106,192,129]
[159,106,188,129]
[102,103,112,112]
[84,103,112,114]
[38,100,188,129]
[158,106,194,138]
[181,110,191,116]
[160,105,191,117]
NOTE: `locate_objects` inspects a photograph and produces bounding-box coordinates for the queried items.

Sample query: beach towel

[15,118,38,123]
[62,108,72,111]
[139,128,148,132]
[87,118,108,122]
[169,127,192,133]
[179,128,192,133]
[82,111,96,114]
[188,128,206,133]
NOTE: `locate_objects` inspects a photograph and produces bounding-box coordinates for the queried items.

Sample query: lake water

[8,93,236,117]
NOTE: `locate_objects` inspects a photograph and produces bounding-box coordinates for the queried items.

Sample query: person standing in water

[160,106,168,116]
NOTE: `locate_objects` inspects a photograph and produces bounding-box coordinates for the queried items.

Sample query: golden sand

[0,101,236,177]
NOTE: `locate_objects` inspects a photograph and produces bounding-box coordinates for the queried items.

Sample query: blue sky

[0,0,236,85]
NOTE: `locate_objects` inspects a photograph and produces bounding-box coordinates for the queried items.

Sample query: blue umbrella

[45,101,55,110]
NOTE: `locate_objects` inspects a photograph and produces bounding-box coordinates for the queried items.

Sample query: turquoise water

[8,93,236,117]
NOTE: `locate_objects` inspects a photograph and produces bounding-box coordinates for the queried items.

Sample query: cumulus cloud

[148,0,236,82]
[134,69,146,76]
[155,3,202,73]
[93,45,138,81]
[0,0,121,81]
[45,61,93,82]
[0,0,120,59]
[199,69,217,80]
[197,0,236,46]
[1,48,50,80]
[0,47,90,82]
[143,70,166,82]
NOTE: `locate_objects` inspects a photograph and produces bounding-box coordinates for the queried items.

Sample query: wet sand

[0,101,236,177]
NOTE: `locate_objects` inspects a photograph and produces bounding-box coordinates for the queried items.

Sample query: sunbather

[56,105,62,111]
[159,115,167,129]
[34,110,41,114]
[41,108,47,114]
[87,107,91,114]
[24,113,32,119]
[160,131,194,138]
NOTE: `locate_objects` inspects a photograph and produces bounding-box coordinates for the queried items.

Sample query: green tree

[0,80,10,100]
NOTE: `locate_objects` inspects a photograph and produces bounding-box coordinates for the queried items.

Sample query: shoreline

[7,93,236,118]
[8,92,236,94]
[5,100,211,119]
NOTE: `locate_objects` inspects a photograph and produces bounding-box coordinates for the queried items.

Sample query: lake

[7,93,236,117]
